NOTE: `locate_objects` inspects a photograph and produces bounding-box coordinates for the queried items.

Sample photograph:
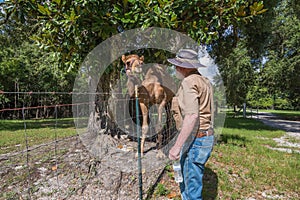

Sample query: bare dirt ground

[0,135,167,200]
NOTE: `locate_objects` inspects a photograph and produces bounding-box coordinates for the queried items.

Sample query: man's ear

[140,55,144,62]
[121,55,126,63]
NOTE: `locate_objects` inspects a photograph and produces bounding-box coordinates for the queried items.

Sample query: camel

[121,54,175,158]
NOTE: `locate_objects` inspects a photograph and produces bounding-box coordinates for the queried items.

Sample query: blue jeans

[180,135,214,200]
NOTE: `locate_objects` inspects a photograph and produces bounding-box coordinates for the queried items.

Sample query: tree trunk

[88,63,122,136]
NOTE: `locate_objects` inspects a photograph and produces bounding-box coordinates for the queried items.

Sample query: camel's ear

[140,56,144,61]
[121,55,126,63]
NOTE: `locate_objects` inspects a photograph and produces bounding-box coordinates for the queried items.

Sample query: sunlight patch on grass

[210,117,300,199]
[0,118,76,154]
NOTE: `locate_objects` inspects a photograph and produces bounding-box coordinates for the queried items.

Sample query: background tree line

[0,0,299,119]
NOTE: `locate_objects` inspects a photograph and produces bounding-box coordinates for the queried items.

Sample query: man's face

[175,66,185,80]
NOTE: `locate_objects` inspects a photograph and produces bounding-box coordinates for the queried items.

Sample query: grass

[0,114,299,199]
[0,118,78,199]
[0,118,77,154]
[211,118,299,199]
[154,183,170,196]
[153,115,300,199]
[227,108,300,121]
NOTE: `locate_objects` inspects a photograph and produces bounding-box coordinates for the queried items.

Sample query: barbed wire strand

[0,91,102,95]
[0,90,138,95]
[1,98,173,140]
[1,92,177,199]
[0,102,92,113]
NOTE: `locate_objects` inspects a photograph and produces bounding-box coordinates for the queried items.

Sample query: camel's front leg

[157,100,167,131]
[137,103,148,158]
[155,100,167,159]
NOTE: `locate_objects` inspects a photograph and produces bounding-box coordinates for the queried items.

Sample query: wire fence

[0,91,177,199]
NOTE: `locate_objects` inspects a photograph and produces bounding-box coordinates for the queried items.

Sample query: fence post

[135,85,143,200]
[54,105,59,187]
[22,107,31,199]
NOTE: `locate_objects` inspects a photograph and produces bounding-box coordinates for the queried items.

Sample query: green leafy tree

[265,0,300,109]
[219,41,253,110]
[1,0,280,122]
[0,20,76,117]
[1,0,268,72]
[249,0,300,110]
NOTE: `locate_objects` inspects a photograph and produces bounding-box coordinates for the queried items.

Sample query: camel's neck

[127,74,143,97]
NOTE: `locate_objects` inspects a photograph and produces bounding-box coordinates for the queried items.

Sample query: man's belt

[196,128,214,138]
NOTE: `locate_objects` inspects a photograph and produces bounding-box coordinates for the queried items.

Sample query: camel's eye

[126,61,131,66]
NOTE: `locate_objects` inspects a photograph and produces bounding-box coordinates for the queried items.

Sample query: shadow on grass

[224,117,280,131]
[217,134,248,148]
[203,167,218,200]
[266,111,300,121]
[0,118,75,131]
[146,166,218,200]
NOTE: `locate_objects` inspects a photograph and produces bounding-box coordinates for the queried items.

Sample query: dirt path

[257,112,300,153]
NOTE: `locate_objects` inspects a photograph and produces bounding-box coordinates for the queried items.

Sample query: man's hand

[169,144,181,160]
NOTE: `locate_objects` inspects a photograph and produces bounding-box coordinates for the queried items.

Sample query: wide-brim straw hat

[167,49,207,68]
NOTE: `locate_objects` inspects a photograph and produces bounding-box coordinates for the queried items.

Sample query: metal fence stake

[135,85,143,200]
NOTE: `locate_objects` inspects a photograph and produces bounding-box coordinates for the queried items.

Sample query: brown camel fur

[121,54,175,158]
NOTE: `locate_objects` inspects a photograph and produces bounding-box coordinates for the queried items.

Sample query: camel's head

[121,54,144,75]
